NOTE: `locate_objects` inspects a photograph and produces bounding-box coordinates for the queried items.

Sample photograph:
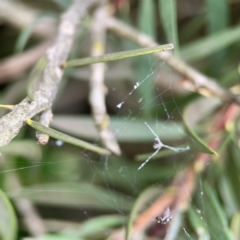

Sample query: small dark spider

[156,207,172,224]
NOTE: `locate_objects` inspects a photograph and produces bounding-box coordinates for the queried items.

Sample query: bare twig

[0,0,102,147]
[89,6,121,155]
[105,17,238,104]
[36,109,53,145]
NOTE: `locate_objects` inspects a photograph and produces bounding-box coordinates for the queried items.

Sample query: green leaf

[137,0,156,117]
[181,24,240,62]
[204,0,229,75]
[51,115,186,142]
[225,145,240,206]
[159,0,179,55]
[0,189,17,240]
[37,234,83,240]
[204,0,229,33]
[26,118,110,155]
[27,56,47,101]
[218,175,238,217]
[62,44,174,68]
[10,182,133,212]
[188,206,210,240]
[231,212,240,240]
[183,101,218,155]
[0,140,42,161]
[67,215,124,238]
[199,182,233,240]
[179,14,205,42]
[138,0,156,39]
[15,20,38,53]
[183,118,217,155]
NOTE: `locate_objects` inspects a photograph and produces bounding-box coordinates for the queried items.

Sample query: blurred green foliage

[0,0,240,239]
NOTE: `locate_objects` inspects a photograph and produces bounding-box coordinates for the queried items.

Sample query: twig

[105,17,239,104]
[35,109,53,145]
[0,0,102,147]
[89,6,121,155]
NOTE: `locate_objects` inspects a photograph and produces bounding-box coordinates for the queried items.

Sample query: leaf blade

[26,118,110,155]
[159,0,179,55]
[62,44,174,68]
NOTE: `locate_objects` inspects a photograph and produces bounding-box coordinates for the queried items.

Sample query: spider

[156,207,172,224]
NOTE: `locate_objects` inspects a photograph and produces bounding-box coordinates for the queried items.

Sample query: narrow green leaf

[159,0,179,55]
[204,0,229,75]
[62,44,174,68]
[10,182,133,212]
[179,14,205,42]
[15,20,37,53]
[183,118,217,155]
[200,182,233,240]
[70,215,124,238]
[37,234,83,240]
[27,56,47,101]
[205,0,229,33]
[219,176,238,217]
[183,103,217,155]
[138,0,156,39]
[181,24,240,62]
[188,206,210,240]
[0,189,17,240]
[137,0,156,117]
[0,140,42,161]
[26,118,110,155]
[226,145,240,205]
[231,212,240,240]
[51,115,185,142]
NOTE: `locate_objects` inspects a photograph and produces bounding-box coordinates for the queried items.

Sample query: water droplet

[56,140,63,147]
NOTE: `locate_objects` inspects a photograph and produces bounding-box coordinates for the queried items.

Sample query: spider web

[0,55,207,239]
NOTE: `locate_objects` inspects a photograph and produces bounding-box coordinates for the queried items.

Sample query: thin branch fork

[0,0,102,147]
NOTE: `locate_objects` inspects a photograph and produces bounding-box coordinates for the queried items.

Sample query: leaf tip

[26,118,33,125]
[0,104,14,110]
